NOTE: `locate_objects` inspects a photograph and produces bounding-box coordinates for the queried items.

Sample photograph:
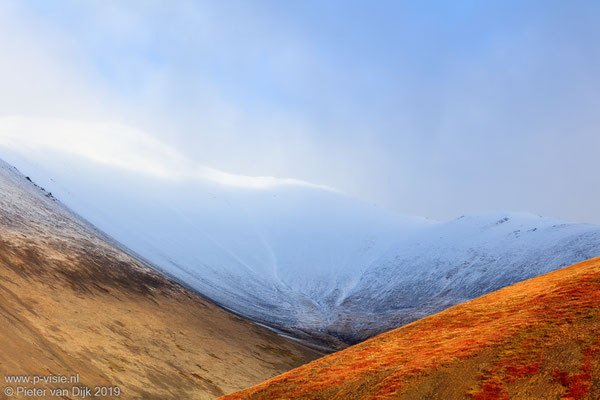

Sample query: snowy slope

[331,212,600,341]
[1,149,599,345]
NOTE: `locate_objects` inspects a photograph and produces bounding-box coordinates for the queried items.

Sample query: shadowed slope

[222,257,600,400]
[0,161,321,399]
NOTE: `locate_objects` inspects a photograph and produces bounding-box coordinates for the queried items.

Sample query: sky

[0,0,599,223]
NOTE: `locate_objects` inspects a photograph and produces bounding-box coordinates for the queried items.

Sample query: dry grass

[0,167,321,399]
[222,257,600,400]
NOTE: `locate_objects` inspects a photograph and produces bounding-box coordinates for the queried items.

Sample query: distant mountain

[0,160,321,399]
[330,211,600,342]
[1,152,599,348]
[221,256,600,400]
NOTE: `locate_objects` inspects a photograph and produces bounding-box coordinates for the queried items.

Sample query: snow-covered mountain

[1,148,599,346]
[329,212,600,342]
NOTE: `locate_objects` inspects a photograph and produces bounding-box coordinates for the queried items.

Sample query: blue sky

[1,0,599,223]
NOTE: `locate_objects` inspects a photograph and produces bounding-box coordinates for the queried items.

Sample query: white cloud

[0,115,338,192]
[1,1,599,224]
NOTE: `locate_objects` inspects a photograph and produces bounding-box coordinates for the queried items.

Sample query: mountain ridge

[1,152,599,347]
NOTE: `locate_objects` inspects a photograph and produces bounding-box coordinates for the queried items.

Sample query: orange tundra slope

[221,256,600,400]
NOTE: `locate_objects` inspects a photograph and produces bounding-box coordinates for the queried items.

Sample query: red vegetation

[552,331,600,400]
[220,257,600,400]
[471,378,507,400]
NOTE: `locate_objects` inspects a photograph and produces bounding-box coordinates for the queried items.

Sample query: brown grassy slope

[221,256,600,400]
[0,164,321,399]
